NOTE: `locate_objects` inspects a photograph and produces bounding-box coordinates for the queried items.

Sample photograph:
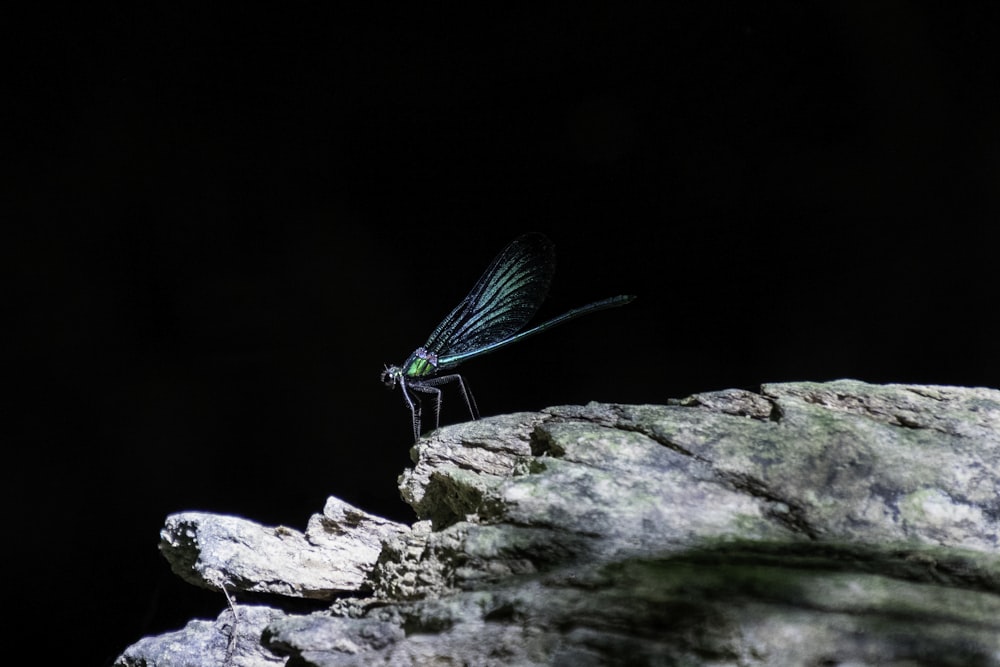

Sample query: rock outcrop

[115,380,1000,666]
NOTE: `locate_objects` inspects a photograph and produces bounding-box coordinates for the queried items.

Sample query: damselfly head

[381,365,401,389]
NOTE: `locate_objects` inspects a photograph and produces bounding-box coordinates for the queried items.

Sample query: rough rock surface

[115,380,1000,666]
[159,496,409,598]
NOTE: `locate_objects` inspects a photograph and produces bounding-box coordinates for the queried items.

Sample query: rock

[115,605,286,667]
[160,496,409,598]
[115,380,1000,666]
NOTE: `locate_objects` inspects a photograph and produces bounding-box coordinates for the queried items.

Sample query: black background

[11,4,1000,665]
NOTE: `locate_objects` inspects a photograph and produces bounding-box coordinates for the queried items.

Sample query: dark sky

[11,4,1000,664]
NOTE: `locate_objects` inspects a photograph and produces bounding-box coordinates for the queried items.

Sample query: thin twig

[221,585,238,667]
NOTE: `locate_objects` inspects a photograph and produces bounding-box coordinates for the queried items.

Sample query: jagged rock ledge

[116,380,1000,666]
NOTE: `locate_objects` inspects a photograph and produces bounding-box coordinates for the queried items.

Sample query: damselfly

[381,232,635,441]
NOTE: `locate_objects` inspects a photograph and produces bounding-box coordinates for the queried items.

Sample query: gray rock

[115,604,286,667]
[116,380,1000,666]
[159,496,409,598]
